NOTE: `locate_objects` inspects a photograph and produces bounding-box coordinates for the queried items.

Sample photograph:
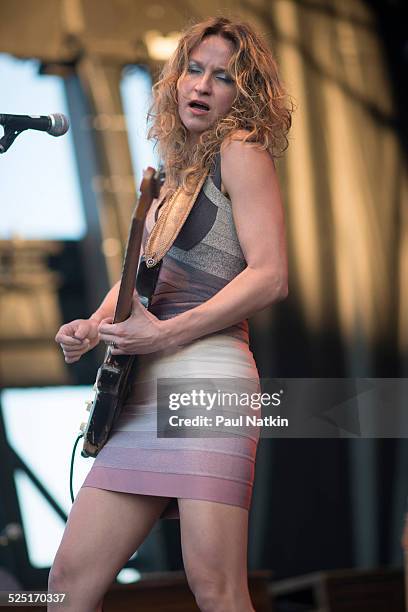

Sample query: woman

[51,16,292,612]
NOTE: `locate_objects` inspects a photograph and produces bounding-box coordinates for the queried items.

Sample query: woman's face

[177,35,236,144]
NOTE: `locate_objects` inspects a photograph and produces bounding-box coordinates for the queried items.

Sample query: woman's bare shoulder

[220,131,275,194]
[220,129,258,150]
[220,130,270,166]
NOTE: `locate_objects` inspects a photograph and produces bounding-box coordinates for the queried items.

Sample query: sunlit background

[0,55,157,240]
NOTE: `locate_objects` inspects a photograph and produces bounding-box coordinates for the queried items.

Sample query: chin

[181,121,206,141]
[181,112,212,133]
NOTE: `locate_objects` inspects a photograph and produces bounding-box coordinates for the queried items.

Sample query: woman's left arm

[100,138,288,353]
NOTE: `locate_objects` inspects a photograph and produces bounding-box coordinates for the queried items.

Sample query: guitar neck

[113,214,144,324]
[112,167,161,324]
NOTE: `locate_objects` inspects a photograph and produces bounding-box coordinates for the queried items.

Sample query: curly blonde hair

[147,16,294,193]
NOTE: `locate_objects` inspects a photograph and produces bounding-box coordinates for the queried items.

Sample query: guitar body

[81,167,163,458]
[81,354,135,457]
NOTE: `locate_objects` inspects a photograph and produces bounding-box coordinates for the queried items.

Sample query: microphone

[0,113,69,136]
[0,113,70,153]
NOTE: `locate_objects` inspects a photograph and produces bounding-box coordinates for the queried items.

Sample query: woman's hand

[55,318,100,363]
[98,296,170,355]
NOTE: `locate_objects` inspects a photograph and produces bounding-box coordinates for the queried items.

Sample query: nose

[194,72,212,95]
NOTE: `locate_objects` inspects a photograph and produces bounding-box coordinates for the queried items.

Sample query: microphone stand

[0,127,24,154]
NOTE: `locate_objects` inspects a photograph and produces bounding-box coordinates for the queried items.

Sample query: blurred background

[0,0,407,609]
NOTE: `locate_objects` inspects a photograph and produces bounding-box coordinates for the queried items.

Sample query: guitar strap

[143,171,209,268]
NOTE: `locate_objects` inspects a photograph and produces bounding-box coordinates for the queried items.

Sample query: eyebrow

[188,59,229,72]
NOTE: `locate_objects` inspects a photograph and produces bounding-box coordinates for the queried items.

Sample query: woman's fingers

[98,317,114,335]
[56,318,101,363]
[97,303,162,354]
[98,328,116,339]
[62,349,83,361]
[62,341,89,354]
[99,316,114,325]
[98,320,126,343]
[55,332,84,345]
[98,323,118,337]
[62,344,91,362]
[75,321,98,341]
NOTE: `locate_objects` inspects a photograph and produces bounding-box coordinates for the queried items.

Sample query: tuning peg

[79,422,88,433]
[85,400,93,412]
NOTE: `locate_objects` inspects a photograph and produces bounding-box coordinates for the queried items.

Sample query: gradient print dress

[82,154,261,519]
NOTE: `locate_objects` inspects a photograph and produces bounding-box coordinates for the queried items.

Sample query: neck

[186,132,200,148]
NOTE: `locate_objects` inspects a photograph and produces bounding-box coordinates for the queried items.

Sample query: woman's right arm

[56,183,163,363]
[55,280,120,363]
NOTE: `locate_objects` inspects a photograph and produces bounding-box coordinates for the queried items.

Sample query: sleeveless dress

[82,154,261,519]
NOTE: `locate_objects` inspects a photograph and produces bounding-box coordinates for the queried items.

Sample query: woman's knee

[186,569,238,612]
[48,552,80,592]
[191,578,228,612]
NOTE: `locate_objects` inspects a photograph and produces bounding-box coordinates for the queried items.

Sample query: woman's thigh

[178,498,249,584]
[49,487,170,607]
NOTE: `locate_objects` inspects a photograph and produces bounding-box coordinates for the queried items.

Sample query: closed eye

[216,74,234,84]
[187,66,234,84]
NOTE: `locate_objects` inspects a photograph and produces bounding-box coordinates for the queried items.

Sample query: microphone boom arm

[0,126,25,154]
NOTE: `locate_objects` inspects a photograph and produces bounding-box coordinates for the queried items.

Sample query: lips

[188,99,210,112]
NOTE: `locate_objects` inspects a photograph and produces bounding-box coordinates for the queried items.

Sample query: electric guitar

[80,167,163,458]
